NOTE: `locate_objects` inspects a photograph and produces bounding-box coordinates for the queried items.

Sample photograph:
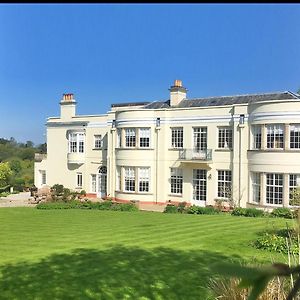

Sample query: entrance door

[192,169,207,206]
[97,166,107,198]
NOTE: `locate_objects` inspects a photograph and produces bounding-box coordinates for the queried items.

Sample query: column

[260,173,266,206]
[283,173,290,207]
[261,124,267,150]
[284,124,290,150]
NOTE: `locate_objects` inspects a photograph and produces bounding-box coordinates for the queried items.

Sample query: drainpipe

[238,114,245,207]
[155,118,161,204]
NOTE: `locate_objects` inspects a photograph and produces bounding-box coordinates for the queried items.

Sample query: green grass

[0,208,293,299]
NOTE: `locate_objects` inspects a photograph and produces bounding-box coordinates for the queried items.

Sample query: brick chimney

[169,80,187,106]
[60,93,76,120]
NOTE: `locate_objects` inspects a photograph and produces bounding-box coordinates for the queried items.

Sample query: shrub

[164,204,179,213]
[254,232,289,253]
[244,208,264,217]
[51,184,64,195]
[0,191,10,197]
[231,207,247,216]
[187,205,199,214]
[36,200,138,212]
[254,228,299,254]
[271,207,295,219]
[117,203,139,212]
[177,202,188,213]
[187,205,219,215]
[231,207,264,217]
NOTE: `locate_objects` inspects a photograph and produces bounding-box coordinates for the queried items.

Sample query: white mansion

[34,80,300,208]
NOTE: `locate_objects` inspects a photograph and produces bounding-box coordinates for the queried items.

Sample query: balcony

[67,152,85,164]
[35,153,47,162]
[179,149,212,163]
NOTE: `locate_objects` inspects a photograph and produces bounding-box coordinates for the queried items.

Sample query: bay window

[68,132,85,153]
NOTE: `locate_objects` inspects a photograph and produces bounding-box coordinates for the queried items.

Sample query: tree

[25,141,34,148]
[8,159,22,174]
[37,143,47,153]
[0,162,13,187]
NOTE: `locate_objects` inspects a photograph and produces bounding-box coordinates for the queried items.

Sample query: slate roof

[111,91,300,110]
[177,91,300,108]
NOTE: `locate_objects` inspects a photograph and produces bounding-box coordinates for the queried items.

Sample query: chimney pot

[174,79,182,87]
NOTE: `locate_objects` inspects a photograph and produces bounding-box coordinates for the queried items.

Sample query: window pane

[218,127,232,149]
[217,170,232,198]
[125,129,136,147]
[124,167,135,191]
[193,127,207,151]
[171,128,183,148]
[252,172,260,203]
[290,124,300,149]
[77,173,83,187]
[266,173,283,205]
[139,128,150,148]
[252,125,261,149]
[266,124,284,149]
[94,135,102,148]
[170,168,183,194]
[138,167,150,192]
[193,169,206,201]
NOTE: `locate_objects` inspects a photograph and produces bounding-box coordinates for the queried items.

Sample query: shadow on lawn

[0,246,242,300]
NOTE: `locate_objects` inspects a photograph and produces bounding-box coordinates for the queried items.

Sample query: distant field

[0,208,291,299]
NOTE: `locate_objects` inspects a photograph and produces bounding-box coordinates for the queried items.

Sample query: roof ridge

[287,90,300,99]
[186,91,290,101]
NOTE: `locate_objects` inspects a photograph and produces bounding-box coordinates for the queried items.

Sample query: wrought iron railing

[179,149,212,161]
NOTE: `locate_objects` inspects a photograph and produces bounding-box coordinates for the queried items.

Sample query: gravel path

[0,192,36,207]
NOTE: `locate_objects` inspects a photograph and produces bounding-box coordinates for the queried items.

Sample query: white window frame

[289,174,300,204]
[266,173,283,205]
[91,174,97,193]
[290,124,300,149]
[193,127,207,151]
[116,167,121,191]
[252,125,262,150]
[218,127,232,149]
[193,169,207,201]
[171,127,183,149]
[266,124,284,149]
[138,167,150,192]
[217,170,232,199]
[125,128,136,148]
[251,172,260,203]
[40,170,46,186]
[117,129,122,148]
[94,135,102,149]
[124,167,135,192]
[77,172,83,188]
[139,128,151,148]
[170,168,183,195]
[68,132,85,153]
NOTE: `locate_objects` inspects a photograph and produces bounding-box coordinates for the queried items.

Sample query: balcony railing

[179,149,212,161]
[35,153,47,162]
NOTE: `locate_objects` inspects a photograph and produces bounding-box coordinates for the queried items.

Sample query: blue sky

[0,4,300,144]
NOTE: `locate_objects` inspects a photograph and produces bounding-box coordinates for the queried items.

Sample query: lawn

[0,208,292,299]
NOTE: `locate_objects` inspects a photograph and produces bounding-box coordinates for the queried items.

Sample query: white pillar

[260,173,266,206]
[283,173,290,207]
